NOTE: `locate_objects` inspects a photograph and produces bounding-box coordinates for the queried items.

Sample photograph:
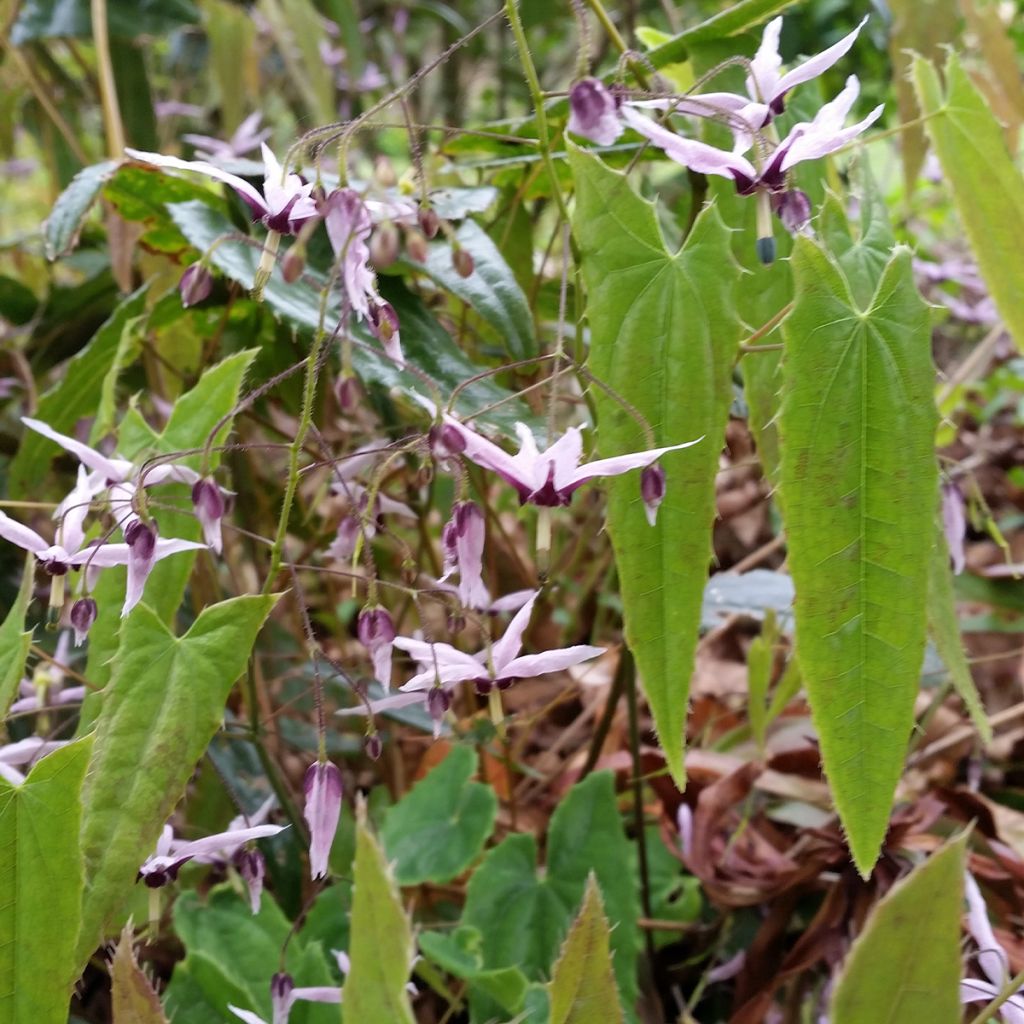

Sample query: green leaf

[829,832,967,1024]
[403,219,536,359]
[381,745,497,885]
[42,160,118,260]
[928,524,991,740]
[75,594,279,965]
[342,805,416,1024]
[647,0,799,67]
[417,928,528,1014]
[7,287,148,499]
[111,926,169,1024]
[569,144,741,788]
[779,239,938,875]
[10,0,198,42]
[462,772,639,1018]
[92,314,146,442]
[0,736,94,1021]
[913,52,1024,351]
[0,556,35,720]
[164,886,337,1024]
[165,200,532,437]
[549,875,624,1024]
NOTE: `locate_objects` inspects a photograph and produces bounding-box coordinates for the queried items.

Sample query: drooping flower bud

[271,972,294,1024]
[430,423,467,460]
[772,189,812,235]
[234,847,266,915]
[334,373,361,411]
[405,229,429,264]
[942,481,967,575]
[281,243,306,283]
[448,501,488,608]
[370,223,400,268]
[426,687,451,738]
[369,301,403,366]
[640,463,667,527]
[326,516,361,561]
[357,606,396,690]
[567,78,623,147]
[70,597,98,647]
[191,478,226,553]
[452,247,474,278]
[179,263,214,307]
[303,761,343,880]
[418,206,440,239]
[364,733,383,760]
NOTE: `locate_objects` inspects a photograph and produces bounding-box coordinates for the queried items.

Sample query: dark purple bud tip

[452,247,474,278]
[364,733,383,760]
[70,597,98,647]
[418,206,440,239]
[281,244,306,283]
[192,478,226,520]
[496,677,515,691]
[426,687,452,720]
[271,972,294,1001]
[125,520,157,559]
[357,606,396,647]
[641,463,667,527]
[568,78,624,146]
[474,677,493,696]
[179,263,214,308]
[756,236,777,265]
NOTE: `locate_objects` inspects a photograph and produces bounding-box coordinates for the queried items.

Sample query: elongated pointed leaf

[913,52,1024,351]
[0,556,35,719]
[830,832,967,1024]
[0,736,93,1021]
[342,804,416,1024]
[569,144,741,787]
[381,745,498,885]
[76,594,278,966]
[779,239,937,874]
[549,875,624,1024]
[928,523,990,740]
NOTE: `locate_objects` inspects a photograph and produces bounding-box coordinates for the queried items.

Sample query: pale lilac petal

[774,16,869,98]
[172,824,286,863]
[400,663,482,691]
[631,92,752,117]
[942,482,967,575]
[292,987,342,1004]
[779,102,883,171]
[145,463,202,487]
[125,148,267,212]
[55,466,94,553]
[228,1007,268,1024]
[304,761,343,880]
[500,644,605,679]
[487,590,535,614]
[0,511,47,554]
[567,78,623,146]
[21,416,131,479]
[392,637,482,673]
[0,737,68,765]
[621,107,758,186]
[335,691,426,716]
[453,502,489,609]
[9,685,87,715]
[960,978,1000,1005]
[567,437,702,489]
[746,16,783,104]
[490,591,539,674]
[441,414,532,496]
[0,764,25,785]
[965,872,1010,985]
[325,189,375,319]
[545,428,585,492]
[236,849,266,914]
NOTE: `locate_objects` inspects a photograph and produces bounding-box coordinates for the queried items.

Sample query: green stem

[504,0,572,226]
[90,0,125,157]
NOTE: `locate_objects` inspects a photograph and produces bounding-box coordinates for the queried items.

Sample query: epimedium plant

[0,0,1020,1021]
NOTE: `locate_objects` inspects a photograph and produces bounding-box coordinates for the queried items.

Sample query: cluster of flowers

[567,16,881,262]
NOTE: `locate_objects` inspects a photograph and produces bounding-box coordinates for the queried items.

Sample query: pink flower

[427,405,700,507]
[568,78,623,146]
[228,970,341,1024]
[124,142,319,234]
[394,590,604,694]
[182,111,272,161]
[440,501,489,608]
[303,761,343,880]
[357,606,397,690]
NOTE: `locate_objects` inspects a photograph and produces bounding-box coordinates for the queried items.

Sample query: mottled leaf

[779,238,937,874]
[42,160,118,260]
[569,143,741,787]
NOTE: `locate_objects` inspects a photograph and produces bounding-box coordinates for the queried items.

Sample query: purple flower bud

[124,520,158,615]
[568,78,623,147]
[370,223,400,268]
[450,501,488,608]
[191,478,226,554]
[452,248,474,278]
[418,206,440,239]
[70,597,98,647]
[942,481,967,575]
[179,263,214,307]
[357,606,396,690]
[281,244,306,283]
[369,301,403,365]
[303,761,343,880]
[364,733,383,760]
[334,374,361,411]
[640,463,667,527]
[405,230,429,264]
[234,847,266,915]
[326,516,361,561]
[426,687,451,737]
[772,189,812,235]
[430,423,467,461]
[271,972,294,1024]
